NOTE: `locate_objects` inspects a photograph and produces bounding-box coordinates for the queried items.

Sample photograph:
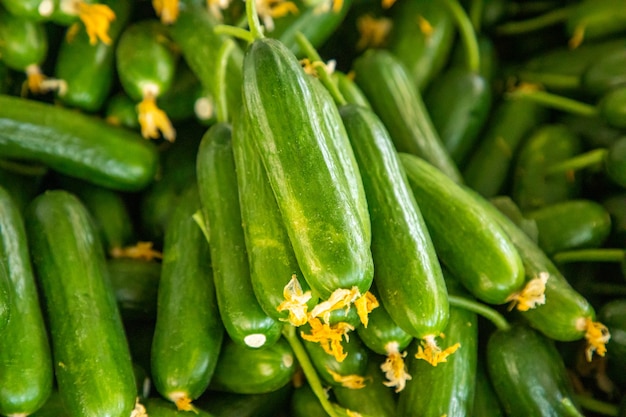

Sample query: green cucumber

[232,109,315,322]
[511,124,582,211]
[0,160,47,213]
[0,186,53,416]
[26,190,137,417]
[565,0,626,47]
[198,385,293,417]
[486,323,583,417]
[339,104,449,342]
[107,258,160,321]
[242,36,373,299]
[582,47,626,97]
[399,153,525,305]
[352,49,463,183]
[0,8,47,72]
[396,274,478,417]
[527,199,612,255]
[332,71,371,109]
[0,0,55,20]
[291,383,329,417]
[143,398,215,417]
[598,299,626,389]
[196,122,282,348]
[209,336,296,394]
[105,92,141,130]
[0,260,9,332]
[54,0,131,112]
[0,94,158,192]
[151,185,224,408]
[473,363,505,417]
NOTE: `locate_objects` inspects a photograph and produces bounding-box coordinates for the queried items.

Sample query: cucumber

[242,36,373,299]
[0,0,55,20]
[0,94,158,192]
[107,258,160,322]
[151,186,224,409]
[0,260,9,332]
[0,160,47,213]
[198,385,293,417]
[399,153,526,305]
[291,383,329,417]
[339,104,448,343]
[196,122,282,348]
[0,186,53,416]
[143,398,215,417]
[209,336,296,394]
[598,299,626,389]
[26,190,137,417]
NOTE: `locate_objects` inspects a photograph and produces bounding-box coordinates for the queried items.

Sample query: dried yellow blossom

[356,14,393,50]
[415,335,461,366]
[24,65,67,96]
[309,286,361,323]
[354,291,379,327]
[326,367,367,389]
[506,272,549,312]
[381,342,411,392]
[346,411,362,417]
[580,318,610,362]
[256,0,298,32]
[381,0,396,8]
[569,24,586,49]
[207,0,232,20]
[110,242,163,261]
[301,318,354,362]
[153,0,179,24]
[76,1,116,45]
[277,275,312,326]
[130,399,148,417]
[299,58,336,77]
[137,90,176,142]
[417,15,433,37]
[169,393,198,413]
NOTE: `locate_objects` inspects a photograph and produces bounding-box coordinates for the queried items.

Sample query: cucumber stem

[213,24,255,43]
[575,395,619,417]
[448,295,511,331]
[561,398,588,417]
[469,0,483,33]
[294,32,347,107]
[246,0,265,40]
[553,248,624,264]
[214,39,235,124]
[281,325,342,417]
[506,88,599,118]
[495,4,575,35]
[514,71,580,91]
[547,148,607,175]
[442,0,481,73]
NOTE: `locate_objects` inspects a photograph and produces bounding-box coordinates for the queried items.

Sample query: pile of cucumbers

[2,0,626,415]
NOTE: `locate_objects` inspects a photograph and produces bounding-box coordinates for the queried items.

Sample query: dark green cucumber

[598,299,626,389]
[54,0,131,112]
[0,159,47,213]
[242,36,373,299]
[105,92,141,130]
[209,336,296,394]
[26,190,137,417]
[0,186,53,416]
[151,185,224,408]
[198,385,292,417]
[333,356,397,417]
[387,0,456,91]
[107,258,160,321]
[462,97,549,198]
[399,153,525,305]
[332,71,371,109]
[232,109,315,321]
[340,103,448,340]
[527,199,612,255]
[396,274,478,417]
[143,398,216,417]
[0,260,9,332]
[582,47,626,97]
[291,383,329,417]
[196,122,282,348]
[0,0,55,20]
[603,193,626,247]
[486,323,583,417]
[473,363,505,417]
[565,0,626,47]
[511,124,582,211]
[479,194,599,342]
[352,49,463,183]
[0,7,47,72]
[0,94,158,191]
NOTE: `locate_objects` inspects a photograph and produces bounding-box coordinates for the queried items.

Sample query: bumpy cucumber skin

[0,186,53,416]
[232,110,312,320]
[353,49,463,184]
[356,295,413,356]
[26,190,136,417]
[54,0,131,112]
[0,9,47,70]
[209,337,296,394]
[116,20,177,101]
[242,37,373,299]
[487,323,581,417]
[475,191,596,341]
[151,186,224,403]
[196,122,282,348]
[400,153,525,305]
[0,94,158,191]
[340,104,448,340]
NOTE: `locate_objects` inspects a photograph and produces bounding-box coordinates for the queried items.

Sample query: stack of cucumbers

[2,0,626,415]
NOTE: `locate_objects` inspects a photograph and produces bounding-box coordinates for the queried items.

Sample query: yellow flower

[415,335,461,367]
[580,318,610,362]
[255,0,298,32]
[110,241,163,261]
[207,0,232,20]
[301,318,354,362]
[506,272,549,312]
[74,1,116,45]
[309,286,361,323]
[354,291,379,327]
[136,87,176,142]
[153,0,179,25]
[326,367,368,389]
[24,64,67,96]
[356,14,392,50]
[380,342,411,392]
[277,275,312,326]
[417,15,433,37]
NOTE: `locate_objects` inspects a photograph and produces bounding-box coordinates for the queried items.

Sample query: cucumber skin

[26,190,137,417]
[340,104,448,340]
[196,122,282,348]
[151,186,224,402]
[0,186,53,416]
[0,10,47,70]
[0,94,158,191]
[0,261,8,332]
[399,153,525,305]
[242,37,373,299]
